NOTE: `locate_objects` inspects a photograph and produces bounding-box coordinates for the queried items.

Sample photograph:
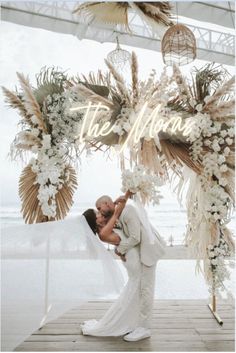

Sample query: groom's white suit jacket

[116,204,166,266]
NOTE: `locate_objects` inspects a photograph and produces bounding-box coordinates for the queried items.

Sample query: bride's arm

[99,230,120,245]
[98,202,125,245]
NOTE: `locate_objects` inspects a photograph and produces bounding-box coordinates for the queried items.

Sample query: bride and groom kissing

[81,194,166,342]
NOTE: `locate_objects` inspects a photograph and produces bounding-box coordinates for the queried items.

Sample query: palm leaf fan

[73,2,130,28]
[73,2,173,29]
[160,139,202,175]
[19,164,78,224]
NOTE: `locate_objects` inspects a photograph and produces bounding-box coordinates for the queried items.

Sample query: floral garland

[3,68,83,221]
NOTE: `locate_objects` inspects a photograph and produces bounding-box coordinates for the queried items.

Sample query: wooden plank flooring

[15,300,235,352]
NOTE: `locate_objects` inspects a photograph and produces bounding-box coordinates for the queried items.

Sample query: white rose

[211,259,218,266]
[226,138,233,145]
[223,147,230,156]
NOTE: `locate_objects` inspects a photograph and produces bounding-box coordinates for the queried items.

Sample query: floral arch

[3,53,235,318]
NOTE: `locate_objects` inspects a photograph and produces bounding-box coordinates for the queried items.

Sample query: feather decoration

[206,99,235,119]
[203,76,235,110]
[1,86,33,126]
[104,59,131,105]
[131,51,139,107]
[16,72,47,132]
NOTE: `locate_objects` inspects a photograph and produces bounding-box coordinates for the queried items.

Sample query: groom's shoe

[123,327,151,342]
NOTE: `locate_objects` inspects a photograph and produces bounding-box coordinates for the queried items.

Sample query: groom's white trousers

[138,263,156,328]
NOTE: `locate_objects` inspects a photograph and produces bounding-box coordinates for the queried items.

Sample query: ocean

[1,203,235,300]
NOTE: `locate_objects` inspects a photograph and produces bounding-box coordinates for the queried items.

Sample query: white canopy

[1,1,235,66]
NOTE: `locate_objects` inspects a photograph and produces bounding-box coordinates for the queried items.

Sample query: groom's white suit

[116,204,166,330]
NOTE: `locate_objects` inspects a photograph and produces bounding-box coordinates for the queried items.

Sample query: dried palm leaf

[73,2,130,28]
[19,164,78,224]
[160,140,202,175]
[138,139,165,175]
[73,2,172,29]
[16,72,47,132]
[75,84,114,109]
[133,2,173,28]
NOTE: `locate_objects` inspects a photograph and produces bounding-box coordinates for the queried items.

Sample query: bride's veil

[1,215,124,351]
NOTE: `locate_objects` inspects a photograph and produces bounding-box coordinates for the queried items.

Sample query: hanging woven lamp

[107,37,131,71]
[161,24,196,66]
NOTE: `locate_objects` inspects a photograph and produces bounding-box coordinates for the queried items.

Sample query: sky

[0,20,234,207]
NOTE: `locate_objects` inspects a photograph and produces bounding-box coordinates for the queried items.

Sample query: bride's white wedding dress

[81,229,155,336]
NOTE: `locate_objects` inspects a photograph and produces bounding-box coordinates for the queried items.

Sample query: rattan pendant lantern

[107,37,131,71]
[161,23,196,66]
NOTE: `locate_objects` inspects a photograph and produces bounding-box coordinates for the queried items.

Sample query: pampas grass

[16,72,47,132]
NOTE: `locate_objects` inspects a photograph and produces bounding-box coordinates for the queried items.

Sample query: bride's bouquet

[121,165,164,205]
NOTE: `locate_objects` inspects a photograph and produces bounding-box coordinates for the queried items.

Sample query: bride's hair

[83,209,97,235]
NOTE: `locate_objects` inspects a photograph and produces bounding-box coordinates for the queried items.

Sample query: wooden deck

[15,300,235,352]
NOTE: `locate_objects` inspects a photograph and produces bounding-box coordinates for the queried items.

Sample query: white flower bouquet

[121,165,163,205]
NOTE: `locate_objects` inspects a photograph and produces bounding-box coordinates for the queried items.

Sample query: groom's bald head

[96,195,115,217]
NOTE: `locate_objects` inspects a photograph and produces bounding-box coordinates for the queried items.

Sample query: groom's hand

[115,248,126,262]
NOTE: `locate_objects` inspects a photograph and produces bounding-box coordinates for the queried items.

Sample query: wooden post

[207,273,223,325]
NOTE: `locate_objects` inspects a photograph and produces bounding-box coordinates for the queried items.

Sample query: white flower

[31,128,40,137]
[219,178,228,187]
[42,135,51,149]
[195,104,203,112]
[220,130,227,138]
[223,147,230,156]
[31,115,39,125]
[113,124,124,135]
[220,164,228,173]
[226,138,233,145]
[211,259,218,266]
[218,155,226,164]
[227,127,234,137]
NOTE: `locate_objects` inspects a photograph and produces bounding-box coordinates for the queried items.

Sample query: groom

[96,195,166,342]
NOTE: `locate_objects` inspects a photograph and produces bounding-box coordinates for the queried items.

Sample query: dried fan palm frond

[160,140,202,175]
[16,72,47,132]
[75,84,114,109]
[2,86,33,127]
[73,2,173,29]
[138,139,165,176]
[133,2,173,28]
[73,2,130,27]
[34,66,68,105]
[19,164,78,224]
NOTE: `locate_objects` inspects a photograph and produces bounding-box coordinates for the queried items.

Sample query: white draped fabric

[1,216,124,351]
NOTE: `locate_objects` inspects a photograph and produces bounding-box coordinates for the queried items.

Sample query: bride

[81,195,166,341]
